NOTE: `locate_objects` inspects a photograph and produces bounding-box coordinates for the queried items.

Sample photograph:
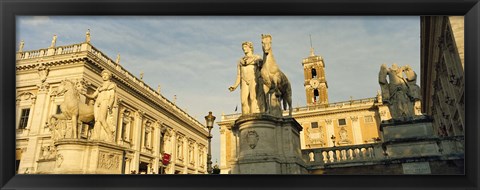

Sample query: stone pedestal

[40,139,127,174]
[231,114,307,174]
[380,117,438,158]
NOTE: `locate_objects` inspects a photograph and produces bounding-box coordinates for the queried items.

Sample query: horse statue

[50,79,94,139]
[260,34,293,117]
[379,63,419,120]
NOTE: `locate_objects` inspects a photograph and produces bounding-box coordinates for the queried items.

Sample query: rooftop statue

[86,29,91,43]
[50,35,57,48]
[379,63,421,120]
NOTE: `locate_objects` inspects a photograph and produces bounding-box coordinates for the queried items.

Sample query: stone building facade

[420,16,465,138]
[15,36,208,174]
[217,49,416,174]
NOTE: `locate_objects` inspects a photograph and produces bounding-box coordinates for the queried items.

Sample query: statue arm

[83,89,98,99]
[107,84,117,108]
[229,63,241,91]
[378,64,388,85]
[255,55,264,68]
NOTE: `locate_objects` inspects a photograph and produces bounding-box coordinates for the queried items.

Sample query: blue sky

[17,16,420,165]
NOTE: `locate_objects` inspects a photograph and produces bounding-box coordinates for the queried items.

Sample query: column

[325,119,334,147]
[350,116,362,144]
[117,107,126,144]
[219,127,227,170]
[30,84,49,134]
[131,110,144,172]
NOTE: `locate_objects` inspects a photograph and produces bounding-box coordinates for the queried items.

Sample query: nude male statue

[229,42,265,114]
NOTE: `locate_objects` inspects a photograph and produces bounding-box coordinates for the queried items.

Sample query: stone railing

[302,135,464,169]
[17,43,84,60]
[302,143,383,167]
[17,42,206,132]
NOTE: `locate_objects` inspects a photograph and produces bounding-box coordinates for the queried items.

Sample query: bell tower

[302,42,328,107]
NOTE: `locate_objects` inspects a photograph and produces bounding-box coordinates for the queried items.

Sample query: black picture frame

[1,0,478,190]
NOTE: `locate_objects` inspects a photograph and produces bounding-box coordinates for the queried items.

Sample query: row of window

[309,116,374,129]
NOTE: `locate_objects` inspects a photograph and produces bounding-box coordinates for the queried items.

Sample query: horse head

[56,79,77,96]
[261,34,272,54]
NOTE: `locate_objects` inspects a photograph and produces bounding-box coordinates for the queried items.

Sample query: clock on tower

[302,47,329,107]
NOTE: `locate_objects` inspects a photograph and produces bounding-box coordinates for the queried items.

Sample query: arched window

[311,68,317,78]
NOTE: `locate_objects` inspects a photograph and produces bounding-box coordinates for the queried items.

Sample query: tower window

[313,90,319,103]
[311,68,317,78]
[311,122,318,128]
[18,108,30,129]
[338,119,346,126]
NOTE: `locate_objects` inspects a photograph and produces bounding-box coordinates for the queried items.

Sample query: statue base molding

[380,116,438,158]
[230,114,307,174]
[37,139,128,174]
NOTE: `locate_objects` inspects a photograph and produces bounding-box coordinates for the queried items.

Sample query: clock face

[310,78,320,89]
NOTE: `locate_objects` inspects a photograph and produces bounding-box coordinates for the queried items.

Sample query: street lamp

[330,135,336,147]
[204,111,216,174]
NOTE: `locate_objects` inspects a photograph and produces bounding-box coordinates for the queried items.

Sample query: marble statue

[229,41,265,114]
[82,70,117,142]
[50,79,94,139]
[50,35,57,48]
[116,54,121,64]
[86,29,91,43]
[260,34,293,117]
[379,63,420,120]
[19,40,24,52]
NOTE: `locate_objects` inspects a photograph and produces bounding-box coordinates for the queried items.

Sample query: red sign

[162,153,171,165]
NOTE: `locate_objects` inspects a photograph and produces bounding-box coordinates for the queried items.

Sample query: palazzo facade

[15,36,208,174]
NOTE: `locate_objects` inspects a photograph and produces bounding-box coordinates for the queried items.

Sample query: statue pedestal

[48,139,126,174]
[231,114,307,174]
[380,117,438,158]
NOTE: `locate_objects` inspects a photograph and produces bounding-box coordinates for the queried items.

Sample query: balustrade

[303,143,379,165]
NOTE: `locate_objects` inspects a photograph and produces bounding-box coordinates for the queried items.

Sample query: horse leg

[263,84,270,114]
[72,114,78,138]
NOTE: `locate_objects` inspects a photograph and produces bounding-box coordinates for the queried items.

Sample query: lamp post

[330,135,336,147]
[204,111,216,174]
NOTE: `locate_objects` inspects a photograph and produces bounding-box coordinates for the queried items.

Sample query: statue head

[241,41,254,54]
[101,70,112,81]
[391,63,398,70]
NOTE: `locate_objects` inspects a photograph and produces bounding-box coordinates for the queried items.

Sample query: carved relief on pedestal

[97,151,121,170]
[55,154,64,168]
[39,145,57,160]
[245,130,259,149]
